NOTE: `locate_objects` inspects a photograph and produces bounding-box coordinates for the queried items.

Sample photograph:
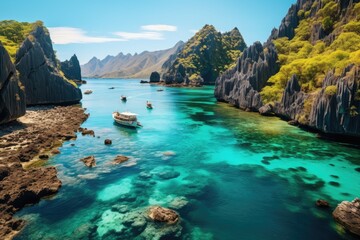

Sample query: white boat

[112,111,142,128]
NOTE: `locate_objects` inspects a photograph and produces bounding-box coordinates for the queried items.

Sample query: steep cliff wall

[215,0,360,137]
[214,42,279,110]
[0,42,25,124]
[61,54,82,81]
[16,26,82,105]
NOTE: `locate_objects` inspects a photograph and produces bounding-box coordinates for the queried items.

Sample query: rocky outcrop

[308,65,360,136]
[15,26,82,105]
[274,66,360,136]
[148,206,179,224]
[215,42,279,110]
[149,71,160,83]
[61,54,82,81]
[0,105,87,239]
[81,156,96,167]
[164,25,247,86]
[0,42,26,124]
[113,155,129,164]
[274,75,306,120]
[333,198,360,237]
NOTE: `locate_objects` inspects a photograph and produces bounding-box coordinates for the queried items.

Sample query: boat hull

[112,113,141,128]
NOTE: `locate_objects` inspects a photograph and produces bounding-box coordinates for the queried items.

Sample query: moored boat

[146,101,153,109]
[121,95,127,101]
[84,90,93,94]
[112,111,142,128]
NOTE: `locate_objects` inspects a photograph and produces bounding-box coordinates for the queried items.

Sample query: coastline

[0,105,88,239]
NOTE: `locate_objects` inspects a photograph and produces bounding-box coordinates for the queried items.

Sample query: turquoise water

[15,79,360,239]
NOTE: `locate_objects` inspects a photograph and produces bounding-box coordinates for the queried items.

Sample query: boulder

[104,139,112,145]
[333,198,360,237]
[113,155,129,164]
[149,72,160,83]
[259,104,274,116]
[316,199,330,208]
[148,206,179,224]
[80,156,96,167]
[0,42,26,124]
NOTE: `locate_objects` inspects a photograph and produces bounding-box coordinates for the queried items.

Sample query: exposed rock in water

[259,103,274,116]
[15,26,82,105]
[215,42,279,111]
[81,156,96,167]
[104,139,112,145]
[333,198,360,237]
[148,206,179,224]
[149,71,160,83]
[60,54,82,83]
[0,42,26,124]
[113,155,129,164]
[316,199,330,208]
[79,127,95,137]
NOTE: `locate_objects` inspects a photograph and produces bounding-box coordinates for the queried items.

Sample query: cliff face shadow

[0,120,28,137]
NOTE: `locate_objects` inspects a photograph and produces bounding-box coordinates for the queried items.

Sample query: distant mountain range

[81,41,184,78]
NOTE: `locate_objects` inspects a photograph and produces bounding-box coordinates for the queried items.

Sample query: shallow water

[15,79,360,240]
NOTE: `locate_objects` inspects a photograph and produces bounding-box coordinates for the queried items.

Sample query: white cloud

[141,24,177,32]
[48,27,124,44]
[113,31,164,40]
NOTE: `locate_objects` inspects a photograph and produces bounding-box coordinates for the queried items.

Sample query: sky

[1,0,296,64]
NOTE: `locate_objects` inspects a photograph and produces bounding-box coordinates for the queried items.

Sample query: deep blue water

[15,79,360,239]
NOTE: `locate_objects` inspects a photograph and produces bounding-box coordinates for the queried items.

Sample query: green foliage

[322,16,333,32]
[261,1,360,104]
[350,105,359,117]
[0,20,44,61]
[355,89,360,101]
[169,24,246,83]
[324,85,337,96]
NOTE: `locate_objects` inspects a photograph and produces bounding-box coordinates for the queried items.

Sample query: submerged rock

[113,155,129,164]
[81,156,96,167]
[316,199,330,208]
[148,206,179,224]
[333,198,360,237]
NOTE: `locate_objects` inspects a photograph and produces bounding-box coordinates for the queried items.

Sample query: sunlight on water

[14,79,360,240]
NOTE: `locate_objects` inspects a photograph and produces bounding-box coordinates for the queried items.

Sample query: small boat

[84,90,93,94]
[121,95,127,101]
[146,101,153,109]
[112,111,142,128]
[157,89,164,92]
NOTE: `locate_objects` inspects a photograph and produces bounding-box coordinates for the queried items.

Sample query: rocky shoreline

[0,105,88,239]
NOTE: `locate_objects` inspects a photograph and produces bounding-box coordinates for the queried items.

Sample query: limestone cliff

[16,26,82,105]
[0,42,25,124]
[215,0,360,137]
[61,54,82,81]
[214,42,279,110]
[163,25,247,86]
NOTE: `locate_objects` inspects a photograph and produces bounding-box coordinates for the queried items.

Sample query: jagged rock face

[309,65,360,135]
[0,42,25,124]
[274,66,360,136]
[61,54,82,81]
[15,26,82,105]
[274,75,307,120]
[215,42,279,110]
[149,71,160,82]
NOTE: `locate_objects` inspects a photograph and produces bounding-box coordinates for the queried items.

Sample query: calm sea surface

[15,79,360,239]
